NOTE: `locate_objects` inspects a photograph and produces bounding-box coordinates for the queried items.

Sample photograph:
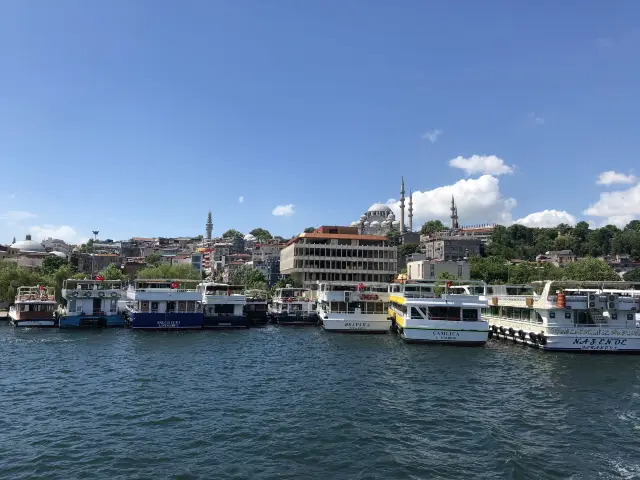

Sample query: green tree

[434,271,455,295]
[249,228,272,241]
[469,256,509,284]
[273,277,301,290]
[222,229,244,240]
[45,264,76,301]
[229,265,268,290]
[508,262,562,284]
[145,253,163,266]
[100,263,125,281]
[397,243,420,257]
[562,258,619,281]
[40,255,69,275]
[420,220,447,235]
[136,264,201,280]
[625,220,640,233]
[623,268,640,282]
[303,227,316,233]
[386,228,401,246]
[0,261,49,303]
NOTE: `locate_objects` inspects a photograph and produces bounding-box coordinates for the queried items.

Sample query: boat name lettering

[432,331,460,340]
[547,328,638,336]
[157,321,180,328]
[358,294,379,301]
[345,322,370,328]
[572,338,627,347]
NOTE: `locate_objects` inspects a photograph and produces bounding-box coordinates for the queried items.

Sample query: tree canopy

[136,264,201,280]
[145,253,163,266]
[397,243,420,257]
[273,276,301,290]
[222,229,244,240]
[41,255,69,275]
[562,258,620,281]
[420,220,447,235]
[229,265,268,290]
[249,228,272,241]
[100,263,125,281]
[303,227,316,233]
[623,268,640,282]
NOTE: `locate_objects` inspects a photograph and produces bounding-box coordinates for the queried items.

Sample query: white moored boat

[484,281,640,352]
[316,282,390,333]
[388,280,489,345]
[9,286,58,327]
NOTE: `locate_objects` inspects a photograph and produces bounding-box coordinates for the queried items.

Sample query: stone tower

[399,176,406,234]
[206,210,213,241]
[450,196,459,230]
[408,191,413,232]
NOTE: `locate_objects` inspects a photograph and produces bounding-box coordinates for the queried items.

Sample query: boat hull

[488,320,640,353]
[246,313,269,327]
[321,314,390,333]
[203,315,248,329]
[10,319,57,328]
[273,312,319,326]
[128,312,203,330]
[59,314,125,328]
[397,320,489,346]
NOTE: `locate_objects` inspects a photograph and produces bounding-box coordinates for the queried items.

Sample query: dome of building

[370,220,380,226]
[243,234,256,241]
[392,220,400,226]
[350,221,360,226]
[11,234,45,253]
[367,203,393,215]
[50,251,68,258]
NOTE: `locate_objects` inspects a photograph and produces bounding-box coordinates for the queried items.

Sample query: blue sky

[2,0,640,244]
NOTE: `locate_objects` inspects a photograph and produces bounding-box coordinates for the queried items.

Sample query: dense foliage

[99,264,126,281]
[397,243,420,257]
[623,268,640,282]
[420,220,447,235]
[249,228,272,241]
[272,277,302,290]
[483,220,640,261]
[136,264,202,280]
[303,227,316,233]
[222,229,244,240]
[228,265,268,291]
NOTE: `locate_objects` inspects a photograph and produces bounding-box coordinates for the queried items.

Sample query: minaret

[450,195,459,230]
[409,190,414,232]
[205,210,213,241]
[400,176,405,234]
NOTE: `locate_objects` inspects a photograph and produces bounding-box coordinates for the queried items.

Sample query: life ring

[538,333,547,345]
[70,291,78,297]
[84,291,91,298]
[111,292,118,297]
[98,292,105,297]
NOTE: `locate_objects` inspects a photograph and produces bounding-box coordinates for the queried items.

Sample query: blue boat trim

[128,312,203,330]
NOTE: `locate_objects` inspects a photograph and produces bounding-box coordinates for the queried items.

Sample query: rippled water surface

[1,324,639,479]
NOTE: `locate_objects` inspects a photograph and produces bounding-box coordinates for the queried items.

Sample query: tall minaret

[450,195,459,230]
[399,176,406,234]
[408,190,413,232]
[206,210,213,241]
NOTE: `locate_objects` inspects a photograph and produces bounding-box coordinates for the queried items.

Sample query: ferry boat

[58,279,124,328]
[197,283,248,329]
[269,287,318,326]
[126,279,203,330]
[484,280,640,352]
[244,289,269,327]
[8,286,58,327]
[316,282,390,333]
[388,280,489,345]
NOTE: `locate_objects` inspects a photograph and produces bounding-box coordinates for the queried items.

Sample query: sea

[1,323,639,480]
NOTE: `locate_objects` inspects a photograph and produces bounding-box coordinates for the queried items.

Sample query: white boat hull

[399,320,489,346]
[488,318,640,352]
[320,312,390,333]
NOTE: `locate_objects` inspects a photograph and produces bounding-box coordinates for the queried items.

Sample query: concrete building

[71,253,123,274]
[252,241,285,263]
[536,250,578,267]
[280,228,397,286]
[407,260,470,281]
[422,234,482,261]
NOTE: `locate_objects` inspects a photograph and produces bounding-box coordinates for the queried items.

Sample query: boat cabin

[62,279,121,317]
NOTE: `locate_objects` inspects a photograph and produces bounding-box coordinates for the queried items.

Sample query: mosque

[351,177,414,235]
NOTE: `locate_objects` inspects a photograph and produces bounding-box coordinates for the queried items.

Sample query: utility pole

[91,230,99,278]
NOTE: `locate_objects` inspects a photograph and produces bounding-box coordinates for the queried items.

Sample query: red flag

[170,282,179,289]
[96,275,105,281]
[227,287,231,296]
[39,285,45,290]
[358,283,365,291]
[446,281,453,289]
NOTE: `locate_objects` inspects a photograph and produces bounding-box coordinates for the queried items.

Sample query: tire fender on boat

[487,329,493,339]
[529,332,538,343]
[508,328,515,336]
[499,326,506,336]
[538,333,547,345]
[518,330,525,339]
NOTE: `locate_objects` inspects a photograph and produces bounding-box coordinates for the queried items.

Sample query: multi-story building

[71,253,123,274]
[279,227,397,286]
[536,250,578,267]
[422,234,482,261]
[407,259,470,281]
[252,241,285,263]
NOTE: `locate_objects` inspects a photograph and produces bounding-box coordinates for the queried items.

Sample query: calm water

[1,324,639,480]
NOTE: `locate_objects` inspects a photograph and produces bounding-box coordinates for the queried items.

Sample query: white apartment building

[407,260,470,281]
[280,228,397,286]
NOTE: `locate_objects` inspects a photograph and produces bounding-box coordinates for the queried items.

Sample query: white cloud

[272,204,295,217]
[0,210,37,223]
[238,196,245,203]
[515,210,576,228]
[527,112,544,125]
[30,225,87,244]
[449,155,514,176]
[596,170,637,185]
[584,183,640,227]
[386,175,516,226]
[421,129,443,143]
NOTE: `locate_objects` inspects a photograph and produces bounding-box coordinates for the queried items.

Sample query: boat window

[628,314,634,321]
[214,304,234,315]
[374,302,383,314]
[167,301,176,312]
[151,302,159,313]
[428,307,461,321]
[348,302,365,313]
[535,311,544,324]
[178,301,186,313]
[462,309,478,321]
[141,301,150,312]
[411,307,426,319]
[330,301,346,313]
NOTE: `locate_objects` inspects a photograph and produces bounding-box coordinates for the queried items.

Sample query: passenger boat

[58,279,124,328]
[484,280,640,352]
[8,286,58,327]
[316,282,390,333]
[126,279,203,330]
[269,286,318,326]
[388,280,489,345]
[197,283,248,329]
[244,289,269,327]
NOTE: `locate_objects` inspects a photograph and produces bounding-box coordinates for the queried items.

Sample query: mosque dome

[392,220,400,227]
[243,234,256,241]
[367,203,393,215]
[370,220,380,226]
[50,251,68,259]
[350,221,360,227]
[10,234,45,253]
